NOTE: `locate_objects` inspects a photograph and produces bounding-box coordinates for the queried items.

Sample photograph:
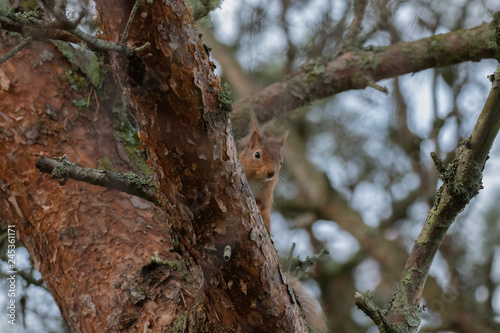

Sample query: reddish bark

[2,2,498,332]
[96,0,307,331]
[1,1,308,330]
[0,35,179,332]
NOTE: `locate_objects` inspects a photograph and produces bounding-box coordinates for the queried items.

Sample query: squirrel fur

[239,117,287,230]
[239,117,327,333]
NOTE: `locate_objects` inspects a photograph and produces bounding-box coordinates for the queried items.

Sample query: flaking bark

[94,0,308,331]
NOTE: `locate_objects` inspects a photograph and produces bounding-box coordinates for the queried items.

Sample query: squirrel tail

[288,275,327,333]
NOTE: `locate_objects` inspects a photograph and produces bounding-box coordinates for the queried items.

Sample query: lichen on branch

[355,60,500,332]
[35,155,159,205]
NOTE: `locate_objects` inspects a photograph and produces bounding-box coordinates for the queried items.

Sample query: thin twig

[367,80,389,94]
[93,87,100,111]
[0,4,150,58]
[0,37,32,64]
[354,291,395,333]
[70,26,149,54]
[286,243,296,272]
[180,289,187,308]
[134,42,151,52]
[69,27,130,52]
[121,0,143,44]
[430,151,446,176]
[342,0,369,50]
[87,86,93,107]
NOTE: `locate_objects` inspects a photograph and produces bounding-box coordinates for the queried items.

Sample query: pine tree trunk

[93,0,307,331]
[0,35,173,332]
[0,1,307,332]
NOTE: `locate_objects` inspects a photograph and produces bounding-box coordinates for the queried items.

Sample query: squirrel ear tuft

[280,131,289,146]
[250,113,260,133]
[248,113,261,147]
[248,128,260,148]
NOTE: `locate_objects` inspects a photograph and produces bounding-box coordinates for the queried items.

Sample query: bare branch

[232,21,499,135]
[356,61,500,332]
[0,36,31,64]
[0,1,149,59]
[120,0,143,44]
[367,79,389,94]
[35,156,159,205]
[354,291,396,333]
[69,26,132,52]
[342,0,369,50]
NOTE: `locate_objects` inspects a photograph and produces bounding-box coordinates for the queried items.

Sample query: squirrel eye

[254,151,261,159]
[280,160,283,165]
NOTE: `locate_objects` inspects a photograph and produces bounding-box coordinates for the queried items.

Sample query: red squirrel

[239,118,327,333]
[239,117,287,230]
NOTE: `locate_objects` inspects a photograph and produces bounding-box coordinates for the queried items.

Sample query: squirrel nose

[267,171,275,178]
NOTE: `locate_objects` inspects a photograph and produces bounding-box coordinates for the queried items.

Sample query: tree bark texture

[0,35,176,332]
[1,2,499,333]
[94,0,307,332]
[1,2,308,332]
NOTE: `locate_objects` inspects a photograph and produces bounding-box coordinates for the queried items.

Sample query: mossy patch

[217,82,233,112]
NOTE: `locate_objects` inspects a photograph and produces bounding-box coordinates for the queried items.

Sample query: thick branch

[232,21,499,133]
[35,156,159,205]
[357,62,500,332]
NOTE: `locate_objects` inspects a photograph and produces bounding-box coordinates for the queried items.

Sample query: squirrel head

[240,118,288,182]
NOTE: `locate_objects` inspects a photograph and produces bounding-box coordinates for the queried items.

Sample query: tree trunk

[2,1,500,332]
[0,35,174,332]
[1,1,308,332]
[94,0,308,331]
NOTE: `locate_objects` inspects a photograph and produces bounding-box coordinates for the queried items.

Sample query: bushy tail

[288,275,327,333]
